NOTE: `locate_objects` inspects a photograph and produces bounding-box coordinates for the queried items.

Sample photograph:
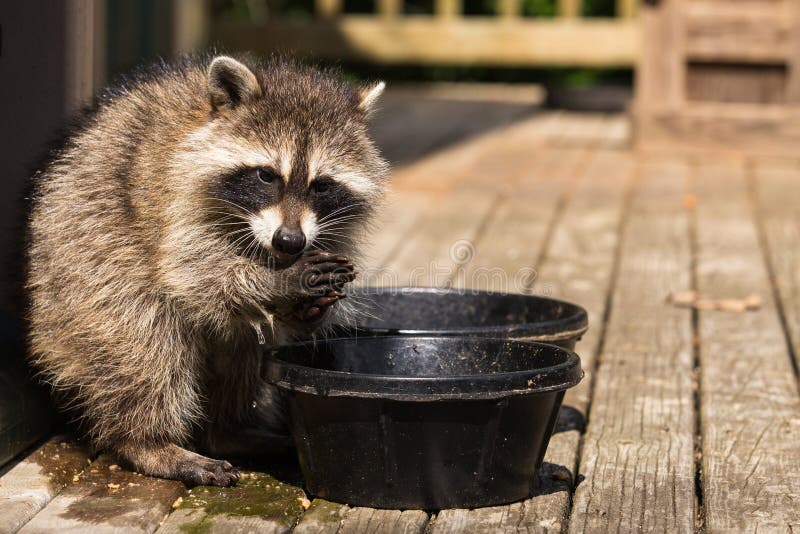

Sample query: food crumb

[72,475,80,484]
[107,483,120,490]
[108,464,121,471]
[172,496,183,509]
[299,497,312,509]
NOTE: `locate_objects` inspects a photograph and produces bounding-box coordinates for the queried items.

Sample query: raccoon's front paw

[175,456,241,487]
[295,250,356,321]
[299,250,356,292]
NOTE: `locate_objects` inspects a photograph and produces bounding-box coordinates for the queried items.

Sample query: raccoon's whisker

[317,211,365,224]
[313,239,350,251]
[241,235,260,260]
[244,236,265,262]
[317,212,367,224]
[317,205,359,223]
[314,219,364,233]
[230,232,255,251]
[199,211,252,224]
[199,207,249,218]
[317,231,353,240]
[206,223,251,232]
[204,218,250,226]
[207,197,257,218]
[220,229,253,241]
[315,219,364,231]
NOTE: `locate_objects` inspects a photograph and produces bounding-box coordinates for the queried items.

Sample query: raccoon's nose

[272,226,306,256]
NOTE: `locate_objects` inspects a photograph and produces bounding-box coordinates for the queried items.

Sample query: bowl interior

[348,287,584,333]
[272,336,570,378]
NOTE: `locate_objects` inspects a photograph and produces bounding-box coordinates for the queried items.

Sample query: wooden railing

[209,0,640,67]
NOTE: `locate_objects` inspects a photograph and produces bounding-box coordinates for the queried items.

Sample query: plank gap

[745,158,800,388]
[687,157,706,532]
[446,192,504,287]
[570,155,637,444]
[522,149,593,294]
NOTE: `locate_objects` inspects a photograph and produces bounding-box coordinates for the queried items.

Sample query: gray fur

[26,55,388,485]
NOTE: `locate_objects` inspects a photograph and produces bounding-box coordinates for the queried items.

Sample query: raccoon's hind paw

[176,456,241,488]
[117,443,240,488]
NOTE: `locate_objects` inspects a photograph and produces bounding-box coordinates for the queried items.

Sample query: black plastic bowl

[339,287,589,349]
[265,336,583,509]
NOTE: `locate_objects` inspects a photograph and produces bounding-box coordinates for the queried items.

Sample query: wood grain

[0,438,89,534]
[694,158,800,531]
[751,158,800,371]
[520,150,633,532]
[428,148,632,532]
[452,147,587,292]
[381,190,498,287]
[292,499,348,533]
[569,156,696,532]
[359,190,432,275]
[337,507,428,533]
[19,455,185,534]
[635,104,800,156]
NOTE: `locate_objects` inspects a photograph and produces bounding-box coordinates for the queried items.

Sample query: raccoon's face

[193,56,388,267]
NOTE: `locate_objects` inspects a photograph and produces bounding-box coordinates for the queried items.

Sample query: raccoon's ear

[207,56,262,110]
[357,81,386,114]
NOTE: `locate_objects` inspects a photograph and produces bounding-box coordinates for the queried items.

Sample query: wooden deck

[2,93,800,533]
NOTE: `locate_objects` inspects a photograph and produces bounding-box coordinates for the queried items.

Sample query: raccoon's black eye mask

[209,165,367,223]
[255,168,280,185]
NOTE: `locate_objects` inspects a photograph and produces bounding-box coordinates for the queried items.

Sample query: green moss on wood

[176,471,306,532]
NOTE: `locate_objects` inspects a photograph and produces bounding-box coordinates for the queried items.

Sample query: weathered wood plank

[430,149,633,532]
[292,499,348,534]
[520,150,634,532]
[19,455,185,534]
[337,507,428,534]
[636,105,800,157]
[359,191,432,274]
[158,471,306,534]
[452,147,587,292]
[0,438,89,534]
[432,504,524,533]
[569,157,696,532]
[751,158,800,371]
[695,158,800,531]
[381,189,498,287]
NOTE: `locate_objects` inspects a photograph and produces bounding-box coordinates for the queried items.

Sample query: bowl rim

[342,286,589,341]
[265,336,584,401]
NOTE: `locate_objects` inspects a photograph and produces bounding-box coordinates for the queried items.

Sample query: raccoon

[26,55,388,486]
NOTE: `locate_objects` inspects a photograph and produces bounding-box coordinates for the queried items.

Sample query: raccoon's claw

[300,250,356,294]
[302,250,350,265]
[299,290,346,321]
[307,271,357,289]
[176,457,240,488]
